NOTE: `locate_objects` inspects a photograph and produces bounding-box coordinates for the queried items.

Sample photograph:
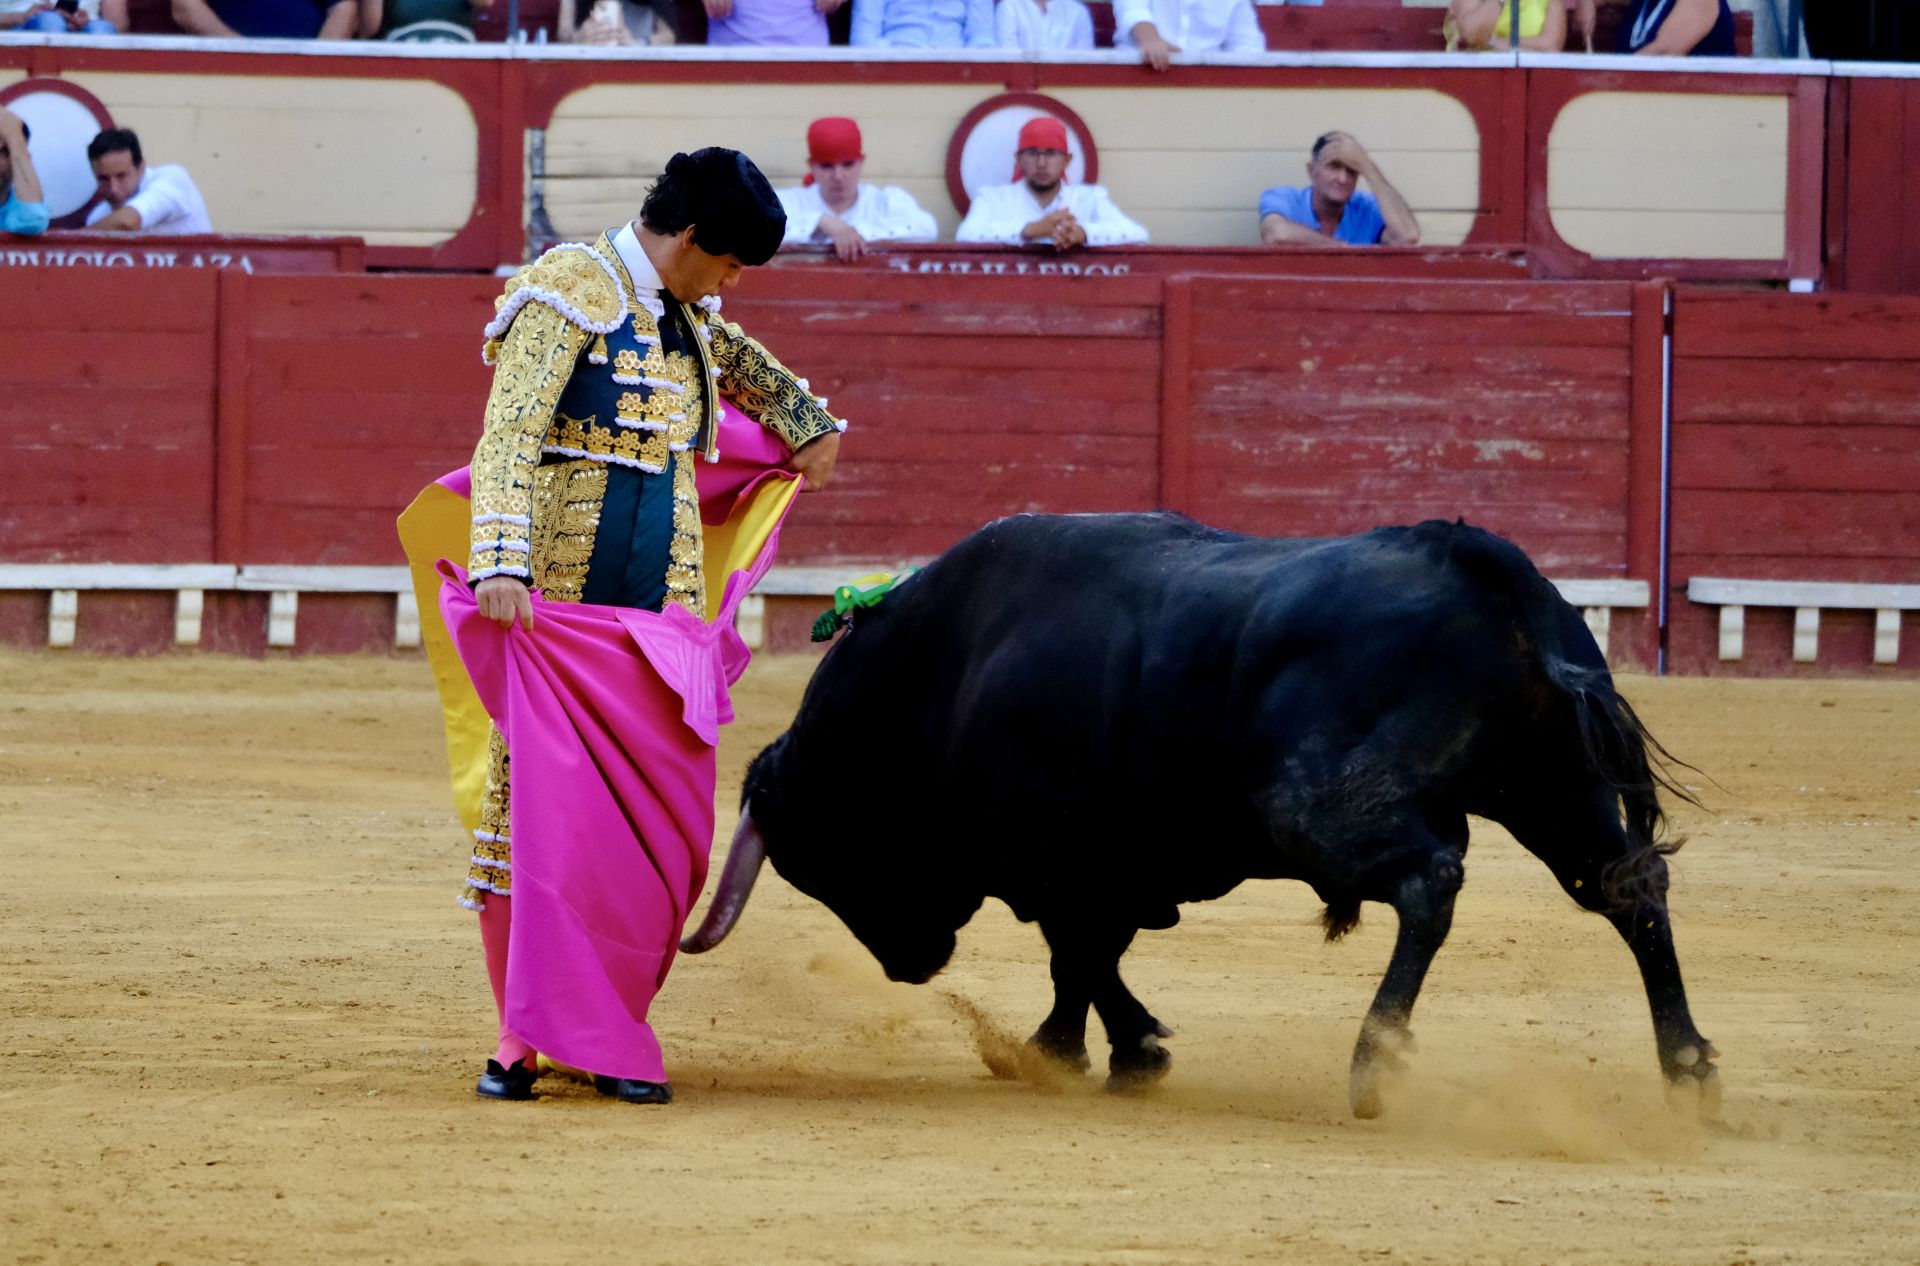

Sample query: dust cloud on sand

[3,651,1917,1265]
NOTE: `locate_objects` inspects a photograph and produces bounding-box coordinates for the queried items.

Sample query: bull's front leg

[1350,846,1464,1119]
[1032,919,1171,1088]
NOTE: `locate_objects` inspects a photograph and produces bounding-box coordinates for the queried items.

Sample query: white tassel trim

[611,373,643,386]
[473,829,509,844]
[470,855,511,870]
[814,397,829,410]
[473,513,531,528]
[481,243,630,340]
[588,351,609,365]
[705,448,720,463]
[458,895,486,912]
[541,444,666,474]
[612,415,671,433]
[464,876,508,895]
[638,376,684,394]
[477,538,531,554]
[667,441,692,453]
[471,564,531,581]
[697,295,722,314]
[833,417,850,433]
[796,377,810,391]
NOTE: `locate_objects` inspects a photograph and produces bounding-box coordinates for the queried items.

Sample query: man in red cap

[955,115,1148,251]
[777,116,938,262]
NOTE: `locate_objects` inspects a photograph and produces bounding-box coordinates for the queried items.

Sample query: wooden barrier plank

[1674,424,1920,492]
[2,331,217,390]
[1672,489,1920,559]
[1674,293,1920,360]
[1194,376,1630,434]
[1190,339,1631,377]
[1671,357,1920,426]
[1189,312,1632,352]
[1193,278,1636,316]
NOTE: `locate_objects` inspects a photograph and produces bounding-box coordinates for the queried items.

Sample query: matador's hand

[789,431,841,491]
[476,576,535,630]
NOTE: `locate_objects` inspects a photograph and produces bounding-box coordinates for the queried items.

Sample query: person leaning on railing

[1600,0,1735,56]
[0,109,50,237]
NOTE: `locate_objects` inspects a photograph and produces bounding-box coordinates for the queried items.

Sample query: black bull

[684,513,1720,1117]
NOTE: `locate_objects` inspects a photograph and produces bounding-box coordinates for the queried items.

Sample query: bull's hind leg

[1504,789,1719,1111]
[1032,918,1172,1089]
[1349,841,1466,1120]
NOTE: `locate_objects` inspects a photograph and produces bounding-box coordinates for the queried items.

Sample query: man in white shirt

[1114,0,1266,71]
[83,129,214,235]
[776,117,938,262]
[955,116,1148,251]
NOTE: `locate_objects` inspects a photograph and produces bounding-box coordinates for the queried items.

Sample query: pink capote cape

[403,406,803,1083]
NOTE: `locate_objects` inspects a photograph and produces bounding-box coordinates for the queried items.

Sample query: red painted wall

[7,268,1918,672]
[1668,289,1920,675]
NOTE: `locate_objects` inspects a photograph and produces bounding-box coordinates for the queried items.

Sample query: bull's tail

[1432,520,1700,912]
[1545,660,1700,910]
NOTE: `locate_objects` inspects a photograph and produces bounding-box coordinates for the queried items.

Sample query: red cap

[1012,116,1072,180]
[1015,116,1071,156]
[804,117,863,185]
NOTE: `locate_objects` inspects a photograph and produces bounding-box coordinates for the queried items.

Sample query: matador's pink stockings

[478,896,538,1071]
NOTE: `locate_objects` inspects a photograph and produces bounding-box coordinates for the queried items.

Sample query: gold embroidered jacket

[467,235,844,604]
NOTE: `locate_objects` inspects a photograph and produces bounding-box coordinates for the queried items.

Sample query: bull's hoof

[1027,1030,1092,1074]
[1349,1022,1415,1119]
[1662,1040,1723,1120]
[1105,1037,1172,1093]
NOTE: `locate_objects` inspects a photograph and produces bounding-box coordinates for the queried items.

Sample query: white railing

[1688,577,1917,665]
[0,563,418,649]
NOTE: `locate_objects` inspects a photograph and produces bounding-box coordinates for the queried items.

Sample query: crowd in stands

[772,114,1408,254]
[0,0,1743,58]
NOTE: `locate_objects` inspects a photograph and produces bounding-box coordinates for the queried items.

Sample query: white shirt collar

[612,222,668,319]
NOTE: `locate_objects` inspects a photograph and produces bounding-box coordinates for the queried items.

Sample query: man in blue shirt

[850,0,994,47]
[1258,131,1420,247]
[0,109,50,237]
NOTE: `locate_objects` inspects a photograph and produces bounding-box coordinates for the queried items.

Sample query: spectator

[1605,0,1736,55]
[956,116,1148,251]
[1258,131,1419,248]
[777,117,937,261]
[994,0,1092,51]
[562,0,678,43]
[357,0,491,39]
[1446,0,1566,50]
[705,0,844,46]
[850,0,993,49]
[1114,0,1264,72]
[170,0,356,38]
[2,0,127,32]
[0,110,50,237]
[84,129,214,235]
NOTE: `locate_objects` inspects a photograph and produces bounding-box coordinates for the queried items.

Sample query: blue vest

[544,298,707,611]
[1618,0,1736,55]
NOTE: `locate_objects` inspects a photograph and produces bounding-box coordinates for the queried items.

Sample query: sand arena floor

[2,649,1917,1266]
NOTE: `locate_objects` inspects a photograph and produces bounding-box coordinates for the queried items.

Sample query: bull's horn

[680,809,767,953]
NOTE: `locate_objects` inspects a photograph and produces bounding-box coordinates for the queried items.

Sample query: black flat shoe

[592,1075,673,1105]
[476,1058,538,1101]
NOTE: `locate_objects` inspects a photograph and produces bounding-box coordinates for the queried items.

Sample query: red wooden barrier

[9,266,1920,672]
[1668,288,1920,674]
[1176,276,1639,576]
